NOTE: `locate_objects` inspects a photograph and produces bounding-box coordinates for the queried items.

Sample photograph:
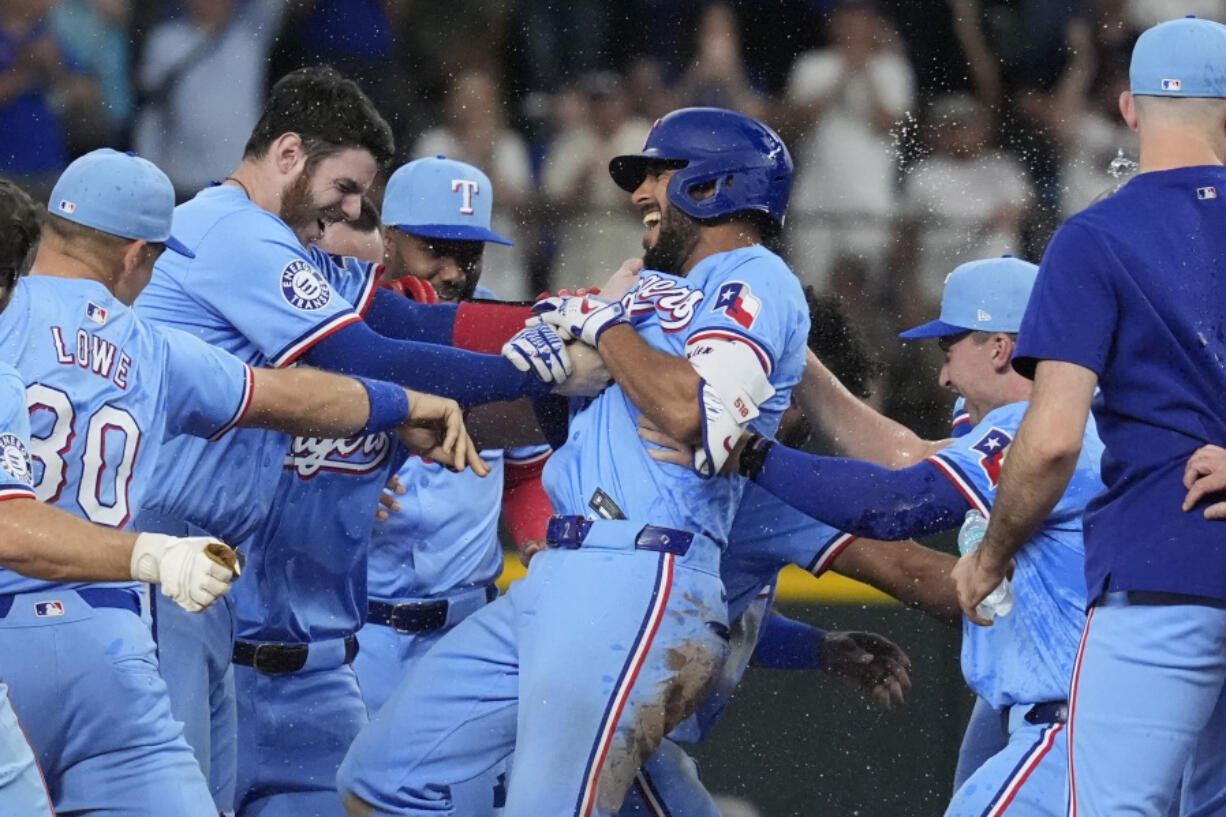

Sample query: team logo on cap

[56,199,76,214]
[279,260,332,311]
[0,433,32,486]
[451,179,480,216]
[1162,78,1183,92]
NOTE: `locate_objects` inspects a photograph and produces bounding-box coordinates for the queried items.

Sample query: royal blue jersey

[1015,166,1226,603]
[543,246,809,543]
[135,185,377,542]
[0,363,35,502]
[0,276,252,595]
[927,401,1103,707]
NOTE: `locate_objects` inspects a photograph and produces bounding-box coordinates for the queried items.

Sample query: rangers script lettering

[283,433,393,479]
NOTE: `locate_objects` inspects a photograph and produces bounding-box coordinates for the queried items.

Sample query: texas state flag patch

[714,281,761,329]
[971,427,1012,488]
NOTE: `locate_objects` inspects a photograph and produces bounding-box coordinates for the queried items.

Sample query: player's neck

[225,162,284,217]
[681,225,760,275]
[29,244,118,296]
[1137,130,1226,172]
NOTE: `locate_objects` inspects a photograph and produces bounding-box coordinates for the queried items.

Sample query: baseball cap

[48,148,193,257]
[899,256,1038,340]
[1130,16,1226,98]
[382,156,513,245]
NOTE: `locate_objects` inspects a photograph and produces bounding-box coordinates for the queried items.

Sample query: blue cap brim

[898,319,966,340]
[164,235,195,259]
[392,223,513,246]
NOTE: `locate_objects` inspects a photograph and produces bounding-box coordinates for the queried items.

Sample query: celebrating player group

[2,13,1226,817]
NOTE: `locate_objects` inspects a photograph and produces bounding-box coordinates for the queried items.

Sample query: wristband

[737,434,775,481]
[356,377,411,436]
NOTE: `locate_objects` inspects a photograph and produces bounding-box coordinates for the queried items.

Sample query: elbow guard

[686,336,776,478]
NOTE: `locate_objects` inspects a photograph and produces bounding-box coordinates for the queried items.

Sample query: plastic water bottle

[956,510,1014,620]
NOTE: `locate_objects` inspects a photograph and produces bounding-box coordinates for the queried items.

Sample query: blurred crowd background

[1,0,1209,434]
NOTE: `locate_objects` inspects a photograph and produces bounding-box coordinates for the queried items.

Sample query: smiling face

[281,148,378,247]
[633,166,703,276]
[383,229,483,302]
[937,331,1005,425]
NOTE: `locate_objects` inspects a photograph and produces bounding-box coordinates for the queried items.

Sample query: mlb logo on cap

[35,601,64,617]
[1161,78,1182,91]
[57,199,76,214]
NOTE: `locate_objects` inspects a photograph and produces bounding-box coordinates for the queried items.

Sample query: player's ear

[992,333,1015,371]
[1119,91,1139,132]
[119,239,146,275]
[271,132,307,176]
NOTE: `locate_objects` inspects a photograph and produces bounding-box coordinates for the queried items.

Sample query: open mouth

[642,210,661,245]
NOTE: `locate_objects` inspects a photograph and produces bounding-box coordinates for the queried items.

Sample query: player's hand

[131,533,241,613]
[637,415,695,467]
[952,549,1012,627]
[397,391,491,477]
[553,342,612,397]
[599,258,644,301]
[519,539,548,568]
[531,294,627,347]
[502,324,574,385]
[821,630,912,711]
[376,474,405,521]
[1183,444,1226,519]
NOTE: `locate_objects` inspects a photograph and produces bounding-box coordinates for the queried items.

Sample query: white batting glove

[131,533,241,613]
[531,294,627,347]
[502,324,574,385]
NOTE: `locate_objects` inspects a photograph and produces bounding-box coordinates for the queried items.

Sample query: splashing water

[1107,148,1138,179]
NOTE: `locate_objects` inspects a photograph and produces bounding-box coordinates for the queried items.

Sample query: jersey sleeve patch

[712,281,761,330]
[280,259,333,311]
[969,426,1012,489]
[0,432,33,487]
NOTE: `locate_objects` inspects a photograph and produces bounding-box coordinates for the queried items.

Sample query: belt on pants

[0,587,141,618]
[1005,700,1068,734]
[233,634,358,675]
[1095,590,1226,610]
[367,584,498,634]
[545,515,694,557]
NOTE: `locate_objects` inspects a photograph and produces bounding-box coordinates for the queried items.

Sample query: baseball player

[710,257,1103,817]
[132,67,585,815]
[0,149,475,816]
[954,17,1226,817]
[339,106,809,817]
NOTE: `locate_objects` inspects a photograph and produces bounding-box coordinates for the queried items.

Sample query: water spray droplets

[1107,148,1138,179]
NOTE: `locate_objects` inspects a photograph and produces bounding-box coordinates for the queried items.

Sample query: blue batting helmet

[609,107,794,230]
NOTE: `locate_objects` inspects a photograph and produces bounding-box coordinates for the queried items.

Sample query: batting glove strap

[501,324,574,385]
[531,295,627,347]
[131,533,239,614]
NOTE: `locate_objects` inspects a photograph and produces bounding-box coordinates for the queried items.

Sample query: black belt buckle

[1024,700,1068,726]
[390,601,447,633]
[233,641,309,675]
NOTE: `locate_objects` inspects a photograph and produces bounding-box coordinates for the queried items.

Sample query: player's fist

[531,294,627,347]
[502,324,574,385]
[130,533,241,613]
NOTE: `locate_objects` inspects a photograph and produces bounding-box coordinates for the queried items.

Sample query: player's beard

[642,206,702,276]
[280,171,323,245]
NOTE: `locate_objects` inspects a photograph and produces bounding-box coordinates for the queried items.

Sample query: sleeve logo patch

[714,281,761,329]
[971,426,1012,488]
[280,259,332,311]
[0,433,33,485]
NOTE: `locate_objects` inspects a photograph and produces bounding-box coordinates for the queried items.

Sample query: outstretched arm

[830,538,960,625]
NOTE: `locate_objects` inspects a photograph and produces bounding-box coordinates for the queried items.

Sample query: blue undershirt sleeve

[362,287,460,343]
[752,444,972,540]
[753,612,827,671]
[305,320,550,408]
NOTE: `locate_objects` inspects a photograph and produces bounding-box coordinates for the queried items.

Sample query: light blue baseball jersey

[544,245,809,542]
[0,276,252,596]
[228,253,406,643]
[927,400,1103,708]
[0,363,35,502]
[135,184,377,542]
